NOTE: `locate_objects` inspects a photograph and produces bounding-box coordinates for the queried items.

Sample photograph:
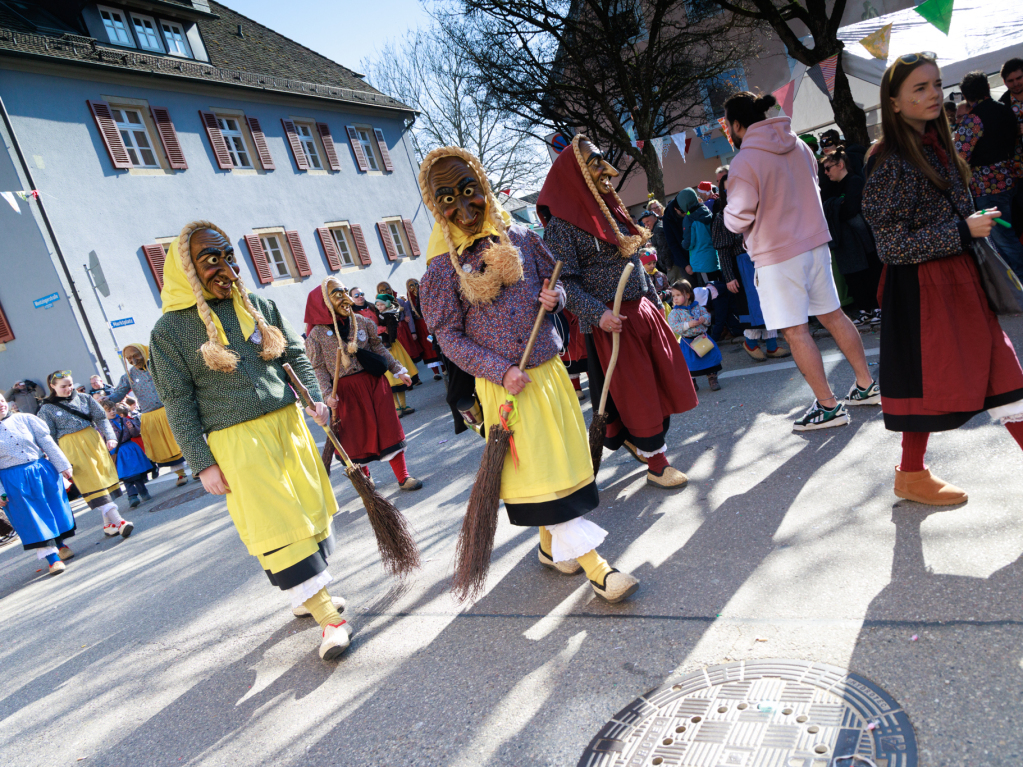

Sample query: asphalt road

[2,319,1021,767]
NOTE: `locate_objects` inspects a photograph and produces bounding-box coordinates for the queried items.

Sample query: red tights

[361,453,409,483]
[901,422,1023,471]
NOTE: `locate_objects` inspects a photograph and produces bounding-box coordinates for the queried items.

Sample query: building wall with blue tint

[0,60,431,383]
[0,104,96,391]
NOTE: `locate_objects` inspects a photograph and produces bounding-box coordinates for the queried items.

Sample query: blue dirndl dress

[112,441,153,481]
[0,459,75,549]
[679,334,723,376]
[737,253,766,327]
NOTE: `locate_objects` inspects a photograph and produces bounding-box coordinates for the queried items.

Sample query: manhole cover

[578,659,916,767]
[146,486,208,512]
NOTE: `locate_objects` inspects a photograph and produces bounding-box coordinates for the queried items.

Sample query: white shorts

[754,245,841,330]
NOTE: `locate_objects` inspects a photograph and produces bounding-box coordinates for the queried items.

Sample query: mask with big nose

[189,228,240,300]
[429,157,488,236]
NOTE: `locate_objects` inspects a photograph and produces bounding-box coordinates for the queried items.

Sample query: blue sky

[227,0,432,74]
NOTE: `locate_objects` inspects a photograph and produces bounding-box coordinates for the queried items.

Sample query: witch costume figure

[375,293,420,417]
[406,278,445,380]
[109,343,190,485]
[38,371,134,538]
[149,220,351,661]
[538,134,698,489]
[305,278,424,492]
[0,393,77,575]
[419,146,639,603]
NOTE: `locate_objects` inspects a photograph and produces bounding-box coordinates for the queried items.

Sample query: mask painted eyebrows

[433,174,478,199]
[586,150,605,167]
[197,245,234,259]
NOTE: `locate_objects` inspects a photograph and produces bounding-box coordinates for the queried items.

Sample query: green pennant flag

[914,0,954,35]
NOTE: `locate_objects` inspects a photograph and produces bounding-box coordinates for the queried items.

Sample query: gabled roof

[0,0,413,113]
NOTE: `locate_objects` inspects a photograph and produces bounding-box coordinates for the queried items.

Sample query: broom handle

[597,263,634,416]
[283,363,356,471]
[331,347,342,400]
[517,261,563,371]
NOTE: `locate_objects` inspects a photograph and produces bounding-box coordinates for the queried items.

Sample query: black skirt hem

[22,520,77,551]
[505,480,599,527]
[348,440,407,466]
[604,417,671,454]
[883,389,1023,432]
[86,487,123,509]
[263,532,336,591]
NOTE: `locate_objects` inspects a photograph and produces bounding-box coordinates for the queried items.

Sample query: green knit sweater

[149,293,322,474]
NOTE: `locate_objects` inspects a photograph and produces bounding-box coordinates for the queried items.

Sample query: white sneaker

[117,520,134,538]
[292,595,346,618]
[103,523,119,537]
[319,621,352,660]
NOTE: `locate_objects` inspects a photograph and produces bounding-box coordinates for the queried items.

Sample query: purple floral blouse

[954,114,1015,196]
[420,225,566,386]
[1007,96,1023,178]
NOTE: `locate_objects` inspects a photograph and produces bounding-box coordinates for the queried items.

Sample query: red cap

[640,253,656,266]
[697,181,714,192]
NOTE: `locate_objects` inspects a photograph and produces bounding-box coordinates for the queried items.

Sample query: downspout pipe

[0,93,111,380]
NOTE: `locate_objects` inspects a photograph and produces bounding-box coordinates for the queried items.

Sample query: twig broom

[284,363,421,579]
[589,263,634,475]
[453,261,563,603]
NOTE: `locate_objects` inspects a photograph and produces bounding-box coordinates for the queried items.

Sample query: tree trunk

[640,142,665,202]
[830,55,870,147]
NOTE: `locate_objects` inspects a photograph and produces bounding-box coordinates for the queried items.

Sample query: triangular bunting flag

[807,64,832,101]
[671,131,689,163]
[859,23,892,59]
[1,191,19,213]
[649,137,667,167]
[772,80,796,117]
[914,0,954,35]
[717,117,735,150]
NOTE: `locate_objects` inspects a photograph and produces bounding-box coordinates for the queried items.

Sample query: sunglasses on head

[887,51,938,82]
[52,371,72,381]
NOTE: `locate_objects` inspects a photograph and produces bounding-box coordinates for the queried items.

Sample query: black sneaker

[793,400,850,431]
[870,309,882,325]
[845,380,880,406]
[852,310,870,326]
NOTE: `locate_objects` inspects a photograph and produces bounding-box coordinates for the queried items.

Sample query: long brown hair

[868,54,971,190]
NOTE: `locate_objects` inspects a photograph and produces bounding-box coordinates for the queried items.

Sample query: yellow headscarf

[425,204,513,265]
[160,237,256,345]
[123,342,149,364]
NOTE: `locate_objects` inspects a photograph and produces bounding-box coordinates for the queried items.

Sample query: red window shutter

[373,128,394,172]
[0,299,14,343]
[350,224,372,265]
[285,230,312,277]
[245,116,275,170]
[281,119,309,171]
[402,219,421,257]
[316,227,342,271]
[377,222,399,261]
[243,234,274,284]
[142,244,167,290]
[346,125,370,172]
[149,107,187,169]
[316,123,341,171]
[87,100,132,169]
[199,111,233,170]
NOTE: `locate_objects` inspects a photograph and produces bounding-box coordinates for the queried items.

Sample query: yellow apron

[476,357,593,504]
[386,340,419,389]
[208,404,337,573]
[140,407,184,464]
[59,427,120,505]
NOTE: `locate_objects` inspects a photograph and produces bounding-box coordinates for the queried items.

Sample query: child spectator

[102,400,153,508]
[667,280,722,391]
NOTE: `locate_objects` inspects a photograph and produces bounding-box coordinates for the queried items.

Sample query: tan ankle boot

[894,467,968,506]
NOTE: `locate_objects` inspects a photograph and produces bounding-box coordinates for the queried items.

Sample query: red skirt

[397,320,422,361]
[588,298,698,452]
[560,310,587,374]
[331,371,406,464]
[414,316,441,363]
[879,253,1023,431]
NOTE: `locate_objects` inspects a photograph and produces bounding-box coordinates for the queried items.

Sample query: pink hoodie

[723,117,832,268]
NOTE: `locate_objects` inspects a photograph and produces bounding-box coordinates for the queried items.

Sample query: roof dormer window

[160,20,193,58]
[98,6,134,47]
[130,13,163,52]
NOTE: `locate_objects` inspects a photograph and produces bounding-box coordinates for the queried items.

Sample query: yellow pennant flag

[859,23,892,60]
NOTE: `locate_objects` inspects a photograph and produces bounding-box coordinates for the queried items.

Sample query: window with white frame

[111,107,159,168]
[130,13,163,52]
[330,226,356,267]
[387,221,409,258]
[98,6,134,46]
[355,127,381,171]
[160,20,193,58]
[260,234,292,278]
[296,123,323,169]
[216,116,253,168]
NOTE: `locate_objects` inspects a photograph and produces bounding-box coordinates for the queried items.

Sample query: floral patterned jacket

[954,113,1015,197]
[667,303,711,339]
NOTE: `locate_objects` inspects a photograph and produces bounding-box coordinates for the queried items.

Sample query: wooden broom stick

[589,263,634,474]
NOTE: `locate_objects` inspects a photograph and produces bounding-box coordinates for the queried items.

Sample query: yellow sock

[577,549,614,584]
[539,526,553,556]
[302,588,343,629]
[175,468,185,478]
[397,391,407,408]
[393,393,401,410]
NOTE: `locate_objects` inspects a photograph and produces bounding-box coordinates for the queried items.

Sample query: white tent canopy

[788,0,1023,135]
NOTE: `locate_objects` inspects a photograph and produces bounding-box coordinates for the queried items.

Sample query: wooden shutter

[0,299,14,343]
[87,100,132,169]
[149,107,187,169]
[142,244,167,290]
[243,234,274,284]
[373,128,394,172]
[199,111,233,170]
[350,224,372,265]
[377,222,399,261]
[316,227,343,271]
[285,230,312,277]
[402,219,421,257]
[245,116,275,170]
[346,125,370,172]
[281,119,309,171]
[316,123,341,171]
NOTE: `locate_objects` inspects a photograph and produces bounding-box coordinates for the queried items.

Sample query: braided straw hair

[418,146,523,305]
[321,277,359,369]
[177,220,286,373]
[570,134,650,258]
